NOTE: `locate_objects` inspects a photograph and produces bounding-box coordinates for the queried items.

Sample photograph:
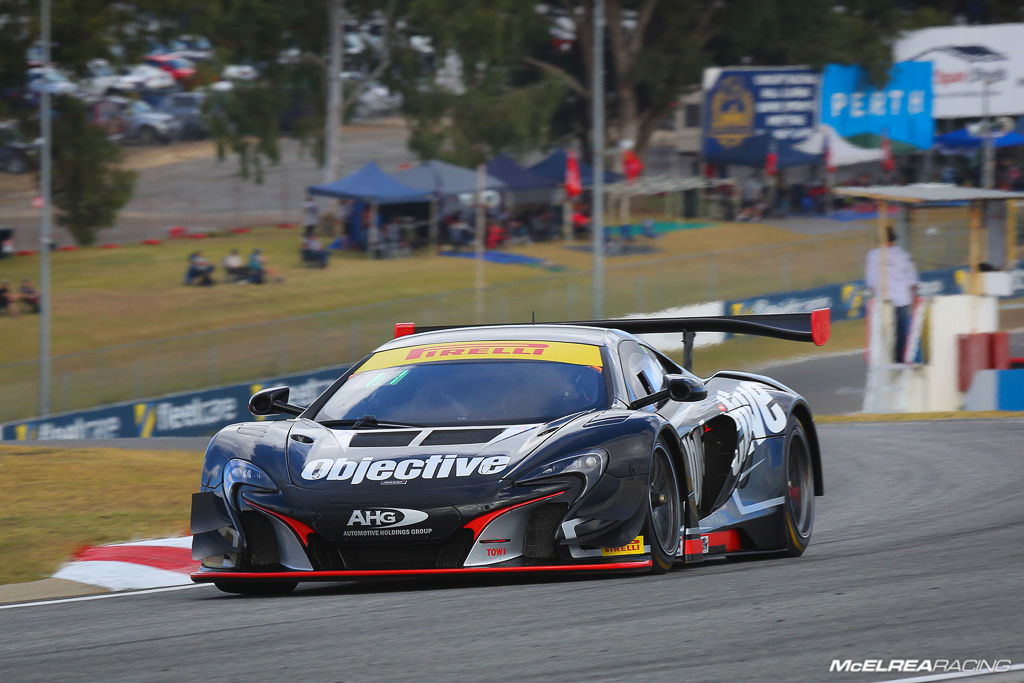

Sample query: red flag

[622,148,644,180]
[565,148,582,198]
[881,132,895,173]
[765,138,778,177]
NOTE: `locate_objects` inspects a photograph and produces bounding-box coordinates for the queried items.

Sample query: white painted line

[873,663,1024,683]
[120,536,193,548]
[0,583,211,610]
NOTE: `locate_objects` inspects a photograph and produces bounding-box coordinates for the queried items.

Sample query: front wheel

[781,418,815,556]
[644,440,682,574]
[213,579,297,595]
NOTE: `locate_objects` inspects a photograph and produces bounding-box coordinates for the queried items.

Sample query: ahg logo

[346,508,429,528]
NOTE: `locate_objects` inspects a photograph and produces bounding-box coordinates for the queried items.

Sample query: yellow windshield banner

[356,340,603,373]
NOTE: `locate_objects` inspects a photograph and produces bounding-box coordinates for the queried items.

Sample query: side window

[619,341,666,401]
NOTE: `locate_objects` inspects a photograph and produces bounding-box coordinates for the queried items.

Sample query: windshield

[315,342,608,426]
[131,101,153,114]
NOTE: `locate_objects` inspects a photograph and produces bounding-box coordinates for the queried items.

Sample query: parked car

[0,122,37,174]
[144,55,196,82]
[91,96,181,144]
[167,35,213,63]
[26,67,77,99]
[120,64,177,92]
[156,92,207,138]
[82,60,176,98]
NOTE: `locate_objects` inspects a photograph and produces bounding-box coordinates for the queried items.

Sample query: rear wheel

[781,419,815,556]
[645,440,682,574]
[138,126,158,145]
[213,579,297,595]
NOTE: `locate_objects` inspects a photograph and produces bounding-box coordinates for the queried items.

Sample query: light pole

[38,0,53,416]
[981,76,995,189]
[591,0,606,318]
[323,0,344,184]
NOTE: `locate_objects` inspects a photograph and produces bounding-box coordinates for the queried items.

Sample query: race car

[190,310,829,594]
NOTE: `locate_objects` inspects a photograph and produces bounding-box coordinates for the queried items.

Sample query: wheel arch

[657,425,697,526]
[790,402,824,496]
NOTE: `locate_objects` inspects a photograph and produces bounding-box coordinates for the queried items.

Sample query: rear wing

[394,309,830,370]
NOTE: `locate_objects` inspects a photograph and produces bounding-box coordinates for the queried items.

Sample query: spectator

[302,195,319,237]
[485,221,506,249]
[0,280,19,316]
[185,251,214,286]
[18,278,40,313]
[865,227,919,363]
[301,234,329,268]
[222,249,247,282]
[248,248,284,284]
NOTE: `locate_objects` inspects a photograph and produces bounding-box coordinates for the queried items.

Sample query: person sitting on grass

[248,248,284,284]
[0,280,19,316]
[301,234,329,268]
[222,249,248,282]
[18,278,40,313]
[185,251,215,286]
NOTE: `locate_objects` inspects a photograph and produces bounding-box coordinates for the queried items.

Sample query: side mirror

[248,386,303,417]
[628,375,708,411]
[666,374,707,403]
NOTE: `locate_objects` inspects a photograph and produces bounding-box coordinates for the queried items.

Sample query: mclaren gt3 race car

[191,310,829,594]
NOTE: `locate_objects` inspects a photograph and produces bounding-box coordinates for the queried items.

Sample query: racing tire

[781,418,814,557]
[213,579,298,595]
[644,439,682,574]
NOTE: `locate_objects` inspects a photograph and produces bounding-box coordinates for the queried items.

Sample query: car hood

[284,418,571,492]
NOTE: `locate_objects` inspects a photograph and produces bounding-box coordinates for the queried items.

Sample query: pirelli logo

[356,340,603,373]
[601,536,645,557]
[405,342,550,360]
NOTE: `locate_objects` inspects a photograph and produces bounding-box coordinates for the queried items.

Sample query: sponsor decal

[13,416,123,441]
[355,340,603,373]
[601,535,645,557]
[301,454,512,484]
[829,659,1012,674]
[346,508,429,528]
[715,382,788,474]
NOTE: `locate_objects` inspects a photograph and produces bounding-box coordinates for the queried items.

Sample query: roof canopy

[528,149,623,186]
[935,127,1024,151]
[794,124,885,167]
[392,160,506,195]
[485,153,558,191]
[833,183,1024,204]
[308,162,427,204]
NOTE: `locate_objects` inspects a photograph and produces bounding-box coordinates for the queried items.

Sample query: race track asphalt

[1,419,1021,683]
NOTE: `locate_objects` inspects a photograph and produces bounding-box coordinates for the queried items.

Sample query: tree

[50,95,136,246]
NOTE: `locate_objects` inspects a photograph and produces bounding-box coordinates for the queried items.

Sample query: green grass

[0,446,199,584]
[0,220,878,421]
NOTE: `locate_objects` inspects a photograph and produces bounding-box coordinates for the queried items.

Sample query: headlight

[517,449,608,492]
[222,459,277,506]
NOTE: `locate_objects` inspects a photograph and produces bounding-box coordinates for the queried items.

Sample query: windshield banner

[357,341,603,373]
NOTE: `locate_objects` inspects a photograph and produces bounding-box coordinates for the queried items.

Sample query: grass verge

[0,446,199,585]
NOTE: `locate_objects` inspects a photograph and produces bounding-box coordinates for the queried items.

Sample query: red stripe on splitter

[702,530,741,553]
[247,501,316,545]
[73,545,196,573]
[192,561,652,582]
[462,491,566,540]
[683,539,704,555]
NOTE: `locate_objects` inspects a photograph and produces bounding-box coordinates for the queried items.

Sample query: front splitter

[191,560,652,582]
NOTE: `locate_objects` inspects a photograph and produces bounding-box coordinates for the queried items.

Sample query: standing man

[865,227,919,363]
[302,195,319,237]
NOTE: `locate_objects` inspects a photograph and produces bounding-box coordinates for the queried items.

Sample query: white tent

[795,124,884,167]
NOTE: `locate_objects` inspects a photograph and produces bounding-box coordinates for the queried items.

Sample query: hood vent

[585,414,630,428]
[421,428,504,446]
[349,431,418,448]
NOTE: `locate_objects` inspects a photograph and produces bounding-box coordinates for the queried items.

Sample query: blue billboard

[820,62,934,149]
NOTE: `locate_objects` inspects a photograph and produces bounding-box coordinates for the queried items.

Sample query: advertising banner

[702,67,819,158]
[820,62,934,149]
[1,364,350,442]
[894,23,1024,118]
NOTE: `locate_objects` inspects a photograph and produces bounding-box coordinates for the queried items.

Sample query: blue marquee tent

[486,153,558,191]
[528,149,623,186]
[935,127,1024,151]
[307,162,428,203]
[392,160,506,195]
